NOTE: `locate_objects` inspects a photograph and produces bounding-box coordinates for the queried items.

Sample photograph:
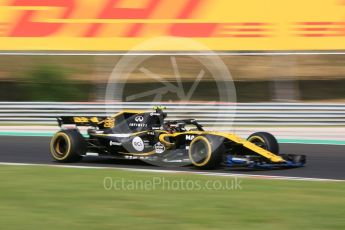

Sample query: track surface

[0,136,344,180]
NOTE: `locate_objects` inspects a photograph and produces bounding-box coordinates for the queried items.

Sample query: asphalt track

[0,136,344,180]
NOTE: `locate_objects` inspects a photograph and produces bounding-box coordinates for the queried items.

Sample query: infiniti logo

[135,116,144,122]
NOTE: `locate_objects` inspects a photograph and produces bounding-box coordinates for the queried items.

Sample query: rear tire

[50,130,86,162]
[188,135,224,169]
[247,132,279,154]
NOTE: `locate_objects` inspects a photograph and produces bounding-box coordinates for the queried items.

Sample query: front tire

[50,130,86,162]
[188,135,224,169]
[247,132,279,154]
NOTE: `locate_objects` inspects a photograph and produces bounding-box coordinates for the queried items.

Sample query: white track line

[0,162,342,182]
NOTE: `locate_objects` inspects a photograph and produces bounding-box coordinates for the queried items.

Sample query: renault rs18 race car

[50,106,306,169]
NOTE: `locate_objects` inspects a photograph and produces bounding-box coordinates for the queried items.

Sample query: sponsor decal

[132,136,144,151]
[129,115,146,127]
[129,123,147,127]
[134,116,144,122]
[103,118,115,128]
[124,155,149,160]
[124,155,136,159]
[90,117,99,123]
[1,1,345,50]
[185,135,195,141]
[73,117,89,123]
[109,141,121,146]
[154,142,165,154]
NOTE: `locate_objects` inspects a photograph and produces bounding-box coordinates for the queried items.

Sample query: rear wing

[57,116,111,129]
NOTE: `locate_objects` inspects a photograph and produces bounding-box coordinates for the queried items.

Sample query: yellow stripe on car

[118,150,156,156]
[211,132,285,163]
[165,131,285,163]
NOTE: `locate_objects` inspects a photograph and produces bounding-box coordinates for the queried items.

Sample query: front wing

[226,154,306,169]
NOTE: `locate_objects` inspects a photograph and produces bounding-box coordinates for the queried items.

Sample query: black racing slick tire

[188,135,224,169]
[50,130,86,163]
[247,132,279,154]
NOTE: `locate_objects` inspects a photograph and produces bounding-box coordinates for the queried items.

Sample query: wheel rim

[51,133,71,160]
[55,136,68,155]
[189,137,211,166]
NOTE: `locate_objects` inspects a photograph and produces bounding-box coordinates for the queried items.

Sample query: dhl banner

[1,0,345,51]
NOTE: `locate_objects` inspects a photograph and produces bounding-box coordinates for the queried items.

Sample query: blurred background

[0,54,344,102]
[0,0,345,140]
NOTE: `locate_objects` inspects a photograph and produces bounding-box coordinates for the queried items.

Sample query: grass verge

[0,165,344,230]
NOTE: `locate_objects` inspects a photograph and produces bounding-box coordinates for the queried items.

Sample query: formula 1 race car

[50,106,306,169]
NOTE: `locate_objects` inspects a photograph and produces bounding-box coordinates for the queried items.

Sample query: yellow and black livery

[50,107,306,169]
